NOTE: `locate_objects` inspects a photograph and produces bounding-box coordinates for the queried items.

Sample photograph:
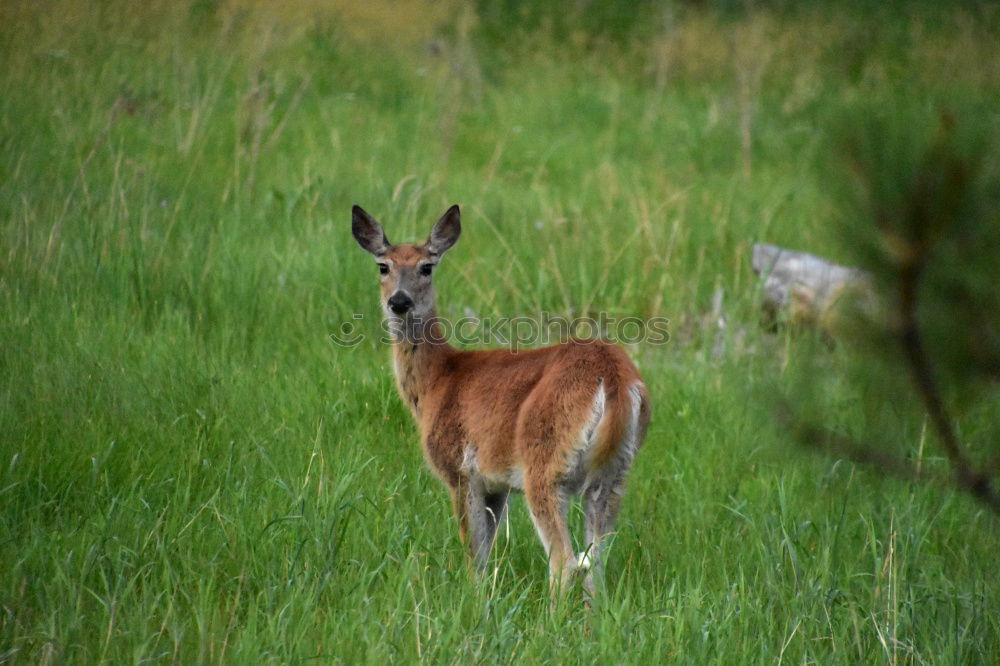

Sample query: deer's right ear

[427,204,461,257]
[352,205,391,256]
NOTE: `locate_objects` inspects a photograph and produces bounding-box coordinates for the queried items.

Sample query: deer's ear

[427,205,461,257]
[352,205,391,256]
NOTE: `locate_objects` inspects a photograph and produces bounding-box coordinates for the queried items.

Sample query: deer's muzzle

[388,292,414,315]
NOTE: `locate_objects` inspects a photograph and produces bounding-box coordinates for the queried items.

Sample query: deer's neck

[390,316,451,420]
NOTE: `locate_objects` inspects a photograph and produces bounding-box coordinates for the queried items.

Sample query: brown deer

[352,204,651,598]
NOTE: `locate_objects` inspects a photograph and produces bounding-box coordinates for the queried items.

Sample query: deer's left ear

[427,205,461,257]
[352,205,391,256]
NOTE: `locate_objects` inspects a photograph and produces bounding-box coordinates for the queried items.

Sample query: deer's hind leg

[582,383,650,594]
[582,473,626,594]
[518,375,606,599]
[524,476,576,598]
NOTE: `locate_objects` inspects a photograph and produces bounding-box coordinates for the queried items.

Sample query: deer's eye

[419,263,435,277]
[377,263,389,275]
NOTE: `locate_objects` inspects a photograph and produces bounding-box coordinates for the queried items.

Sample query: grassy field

[2,1,998,662]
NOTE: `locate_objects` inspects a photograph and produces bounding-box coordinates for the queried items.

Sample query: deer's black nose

[388,292,414,315]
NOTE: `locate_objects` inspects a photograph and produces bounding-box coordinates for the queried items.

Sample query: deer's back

[418,340,645,485]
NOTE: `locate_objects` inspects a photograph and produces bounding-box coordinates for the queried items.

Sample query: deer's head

[352,204,461,337]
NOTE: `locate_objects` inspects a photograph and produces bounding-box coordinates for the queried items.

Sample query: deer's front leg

[448,481,470,550]
[454,476,508,573]
[474,489,509,571]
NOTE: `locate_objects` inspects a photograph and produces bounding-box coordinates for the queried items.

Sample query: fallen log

[751,243,874,330]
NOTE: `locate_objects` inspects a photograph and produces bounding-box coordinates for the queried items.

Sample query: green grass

[2,1,998,662]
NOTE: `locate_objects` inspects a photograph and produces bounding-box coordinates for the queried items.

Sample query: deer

[351,204,651,599]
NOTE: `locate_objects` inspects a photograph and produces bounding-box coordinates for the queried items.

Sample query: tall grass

[1,1,998,662]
